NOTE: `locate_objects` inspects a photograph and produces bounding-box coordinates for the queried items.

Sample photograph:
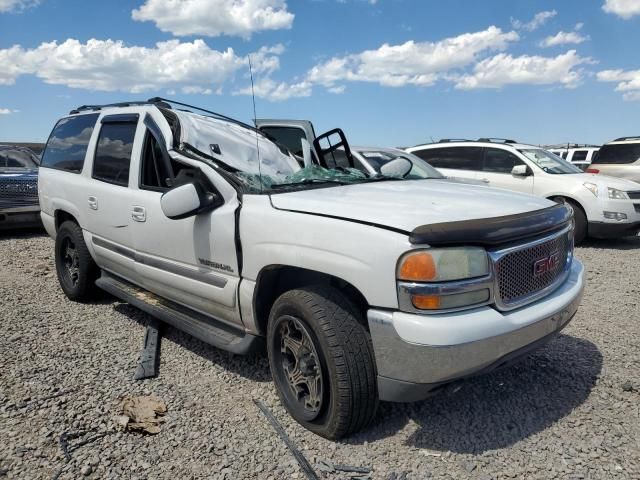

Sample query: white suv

[39,101,584,439]
[408,139,640,242]
[587,136,640,183]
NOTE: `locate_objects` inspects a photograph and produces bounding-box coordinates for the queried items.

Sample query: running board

[96,272,262,355]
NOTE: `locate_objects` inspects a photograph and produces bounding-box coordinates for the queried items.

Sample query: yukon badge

[533,250,561,277]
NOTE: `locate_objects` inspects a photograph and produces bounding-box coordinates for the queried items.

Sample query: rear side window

[483,148,525,173]
[593,144,640,165]
[572,150,588,161]
[412,147,483,171]
[41,114,99,173]
[92,121,137,187]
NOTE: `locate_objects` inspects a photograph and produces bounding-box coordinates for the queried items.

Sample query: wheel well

[55,210,79,231]
[253,266,369,336]
[548,196,585,216]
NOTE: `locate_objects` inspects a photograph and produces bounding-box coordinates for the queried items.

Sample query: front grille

[628,191,640,200]
[0,176,39,209]
[493,230,571,309]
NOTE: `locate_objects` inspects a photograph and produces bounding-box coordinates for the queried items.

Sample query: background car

[547,145,600,165]
[0,145,41,230]
[586,136,640,183]
[406,139,640,242]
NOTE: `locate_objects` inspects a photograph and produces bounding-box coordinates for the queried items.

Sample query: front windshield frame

[519,149,583,175]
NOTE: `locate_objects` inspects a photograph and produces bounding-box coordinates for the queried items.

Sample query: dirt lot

[1,231,639,479]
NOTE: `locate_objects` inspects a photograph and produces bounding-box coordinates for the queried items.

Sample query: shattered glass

[236,165,368,193]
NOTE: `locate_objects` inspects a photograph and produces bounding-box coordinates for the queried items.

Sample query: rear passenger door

[410,146,482,181]
[82,113,142,284]
[479,148,534,194]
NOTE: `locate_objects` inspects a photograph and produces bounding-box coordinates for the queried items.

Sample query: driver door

[479,148,534,194]
[128,122,242,327]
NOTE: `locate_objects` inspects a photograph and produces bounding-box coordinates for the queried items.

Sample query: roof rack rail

[69,97,261,137]
[613,136,640,142]
[477,137,517,144]
[438,138,471,143]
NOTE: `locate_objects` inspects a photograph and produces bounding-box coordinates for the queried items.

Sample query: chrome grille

[0,176,39,209]
[493,229,571,310]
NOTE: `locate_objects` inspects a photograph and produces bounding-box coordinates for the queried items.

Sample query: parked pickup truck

[0,145,41,230]
[39,99,585,439]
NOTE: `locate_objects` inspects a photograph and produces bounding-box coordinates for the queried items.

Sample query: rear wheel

[54,221,99,301]
[267,285,378,439]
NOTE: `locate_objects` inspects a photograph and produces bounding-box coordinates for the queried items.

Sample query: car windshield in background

[358,150,444,179]
[519,149,582,174]
[592,143,640,164]
[0,148,39,168]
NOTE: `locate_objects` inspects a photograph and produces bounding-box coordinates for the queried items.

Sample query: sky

[1,0,639,147]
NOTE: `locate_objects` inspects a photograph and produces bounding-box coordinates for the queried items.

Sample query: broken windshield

[173,110,409,193]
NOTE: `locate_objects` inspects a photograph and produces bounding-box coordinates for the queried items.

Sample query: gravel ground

[1,230,639,480]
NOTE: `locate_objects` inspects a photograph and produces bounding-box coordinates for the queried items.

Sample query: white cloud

[132,0,294,38]
[511,10,557,32]
[233,77,312,101]
[455,50,593,90]
[597,69,640,100]
[0,38,283,93]
[0,0,39,12]
[0,108,19,115]
[328,85,346,94]
[307,26,519,88]
[540,26,589,47]
[603,0,640,19]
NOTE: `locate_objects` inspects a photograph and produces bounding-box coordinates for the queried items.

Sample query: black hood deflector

[410,203,573,247]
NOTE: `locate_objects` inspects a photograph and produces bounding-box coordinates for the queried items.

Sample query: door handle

[481,178,490,183]
[88,196,98,210]
[131,206,146,222]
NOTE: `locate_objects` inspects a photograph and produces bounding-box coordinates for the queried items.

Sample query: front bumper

[369,259,585,402]
[588,220,640,238]
[0,206,42,230]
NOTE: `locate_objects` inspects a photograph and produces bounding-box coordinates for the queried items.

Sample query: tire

[54,221,100,302]
[566,200,587,244]
[267,285,378,439]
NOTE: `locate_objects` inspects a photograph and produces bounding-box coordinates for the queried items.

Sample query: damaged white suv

[39,99,584,439]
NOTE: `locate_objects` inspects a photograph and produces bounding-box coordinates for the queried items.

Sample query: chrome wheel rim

[62,238,80,286]
[273,315,324,421]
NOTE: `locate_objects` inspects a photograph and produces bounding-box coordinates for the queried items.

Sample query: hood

[581,173,640,191]
[270,179,553,233]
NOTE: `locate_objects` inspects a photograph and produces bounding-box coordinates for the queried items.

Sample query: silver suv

[588,136,640,183]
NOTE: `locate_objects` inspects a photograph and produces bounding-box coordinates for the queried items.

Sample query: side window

[92,121,137,187]
[260,126,307,156]
[139,131,191,191]
[412,147,483,171]
[572,150,588,161]
[483,148,525,174]
[41,113,99,173]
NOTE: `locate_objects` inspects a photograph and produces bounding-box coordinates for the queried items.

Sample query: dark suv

[0,146,41,229]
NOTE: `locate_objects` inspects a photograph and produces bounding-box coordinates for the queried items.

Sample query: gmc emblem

[533,251,561,277]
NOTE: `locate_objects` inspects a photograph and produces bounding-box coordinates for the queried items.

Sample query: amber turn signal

[398,252,437,281]
[411,294,441,310]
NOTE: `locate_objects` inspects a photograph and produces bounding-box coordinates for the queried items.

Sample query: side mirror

[380,157,413,178]
[511,165,531,177]
[160,182,223,220]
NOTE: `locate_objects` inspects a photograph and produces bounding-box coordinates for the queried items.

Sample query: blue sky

[1,0,639,147]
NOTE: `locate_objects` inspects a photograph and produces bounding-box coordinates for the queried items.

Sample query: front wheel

[267,285,378,439]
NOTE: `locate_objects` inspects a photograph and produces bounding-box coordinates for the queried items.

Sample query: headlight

[608,187,629,200]
[398,247,489,282]
[583,182,598,197]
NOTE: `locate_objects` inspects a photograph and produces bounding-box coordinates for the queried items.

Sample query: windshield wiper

[270,179,351,189]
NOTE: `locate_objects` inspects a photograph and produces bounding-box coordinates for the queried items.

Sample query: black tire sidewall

[568,201,587,243]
